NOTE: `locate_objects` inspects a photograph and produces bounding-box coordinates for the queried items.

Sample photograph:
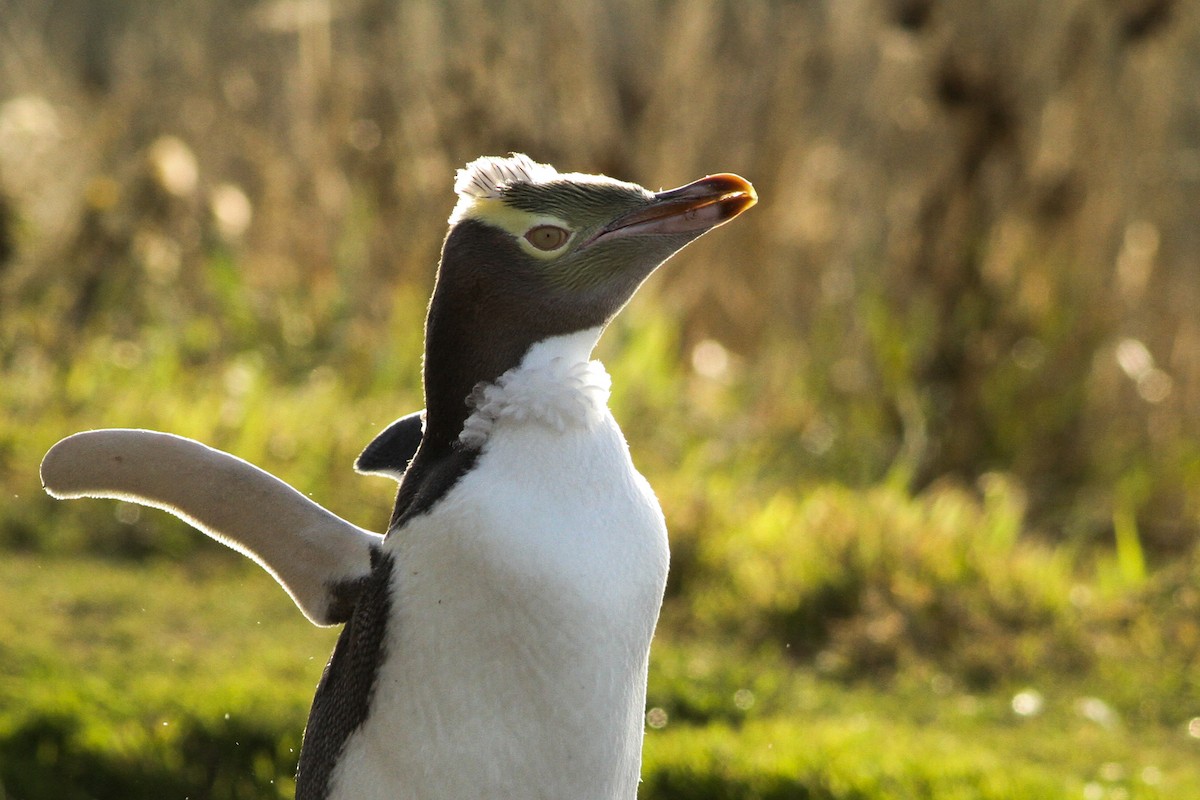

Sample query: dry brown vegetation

[3,0,1197,554]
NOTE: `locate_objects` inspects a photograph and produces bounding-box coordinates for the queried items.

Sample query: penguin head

[421,153,756,444]
[442,153,755,332]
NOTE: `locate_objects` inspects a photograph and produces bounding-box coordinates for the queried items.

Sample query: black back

[295,549,394,799]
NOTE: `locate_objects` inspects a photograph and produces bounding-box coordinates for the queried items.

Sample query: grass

[1,553,1198,799]
[2,310,1198,798]
[3,296,1200,798]
[0,555,328,800]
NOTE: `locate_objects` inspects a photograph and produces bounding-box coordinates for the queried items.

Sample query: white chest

[327,409,669,800]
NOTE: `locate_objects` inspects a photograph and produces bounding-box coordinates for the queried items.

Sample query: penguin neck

[516,327,603,371]
[390,325,605,530]
[458,328,609,449]
[417,219,615,453]
[421,326,605,454]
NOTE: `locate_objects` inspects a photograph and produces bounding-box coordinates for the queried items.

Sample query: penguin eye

[524,225,570,252]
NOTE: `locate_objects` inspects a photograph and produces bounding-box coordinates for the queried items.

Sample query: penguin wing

[41,429,381,626]
[354,410,424,481]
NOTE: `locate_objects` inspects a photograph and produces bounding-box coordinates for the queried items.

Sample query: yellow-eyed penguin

[40,154,757,799]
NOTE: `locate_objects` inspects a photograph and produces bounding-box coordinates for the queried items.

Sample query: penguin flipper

[40,429,381,626]
[354,410,424,481]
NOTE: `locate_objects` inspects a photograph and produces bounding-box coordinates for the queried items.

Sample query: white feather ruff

[459,358,611,449]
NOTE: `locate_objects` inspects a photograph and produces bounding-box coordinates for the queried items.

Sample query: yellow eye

[524,225,570,251]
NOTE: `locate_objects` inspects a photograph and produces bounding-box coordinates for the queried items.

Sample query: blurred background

[1,1,1198,798]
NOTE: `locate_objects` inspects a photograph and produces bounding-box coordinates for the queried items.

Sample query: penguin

[40,153,757,799]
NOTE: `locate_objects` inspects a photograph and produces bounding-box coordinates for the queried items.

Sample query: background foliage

[1,0,1198,797]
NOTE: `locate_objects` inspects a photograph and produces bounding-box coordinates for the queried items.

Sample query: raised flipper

[354,410,424,481]
[40,429,381,626]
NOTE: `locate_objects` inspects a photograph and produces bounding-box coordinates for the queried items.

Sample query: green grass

[1,554,1198,799]
[3,302,1200,798]
[0,555,325,799]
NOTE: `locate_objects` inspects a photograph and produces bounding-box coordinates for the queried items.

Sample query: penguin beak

[588,173,757,245]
